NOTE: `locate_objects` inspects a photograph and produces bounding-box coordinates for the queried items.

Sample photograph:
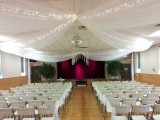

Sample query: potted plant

[39,63,56,82]
[106,60,123,79]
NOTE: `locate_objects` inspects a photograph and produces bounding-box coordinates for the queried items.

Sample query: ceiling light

[149,31,160,37]
[71,36,82,47]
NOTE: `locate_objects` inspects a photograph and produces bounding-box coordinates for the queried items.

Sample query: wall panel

[0,76,28,90]
[135,73,160,86]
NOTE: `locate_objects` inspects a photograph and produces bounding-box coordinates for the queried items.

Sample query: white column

[28,59,31,84]
[131,52,134,81]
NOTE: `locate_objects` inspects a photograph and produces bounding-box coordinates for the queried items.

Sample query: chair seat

[41,117,55,120]
[23,118,35,120]
[153,115,160,120]
[132,115,147,120]
[114,116,128,120]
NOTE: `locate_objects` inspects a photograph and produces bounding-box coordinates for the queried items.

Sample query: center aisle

[60,80,104,120]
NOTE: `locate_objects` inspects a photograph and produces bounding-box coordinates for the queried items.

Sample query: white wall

[134,44,160,74]
[1,51,28,78]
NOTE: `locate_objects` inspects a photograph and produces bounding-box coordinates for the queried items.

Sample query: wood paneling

[134,73,160,86]
[0,76,28,90]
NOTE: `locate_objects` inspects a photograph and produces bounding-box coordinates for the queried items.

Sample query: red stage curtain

[57,59,105,79]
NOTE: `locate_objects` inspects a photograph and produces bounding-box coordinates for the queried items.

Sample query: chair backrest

[132,105,150,114]
[0,101,9,108]
[0,96,5,101]
[28,100,43,108]
[36,96,48,100]
[2,93,14,97]
[123,98,137,105]
[16,108,35,116]
[141,97,156,105]
[147,93,159,99]
[22,96,35,102]
[7,96,20,102]
[117,93,130,99]
[108,98,121,106]
[26,92,38,96]
[105,94,115,99]
[10,101,26,108]
[153,104,160,113]
[43,100,57,107]
[131,93,145,99]
[15,93,26,97]
[38,106,55,115]
[115,105,131,114]
[0,108,14,118]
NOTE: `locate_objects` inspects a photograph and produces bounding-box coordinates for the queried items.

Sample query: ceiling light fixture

[71,35,89,65]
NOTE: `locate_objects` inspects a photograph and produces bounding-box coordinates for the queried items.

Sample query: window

[21,57,25,76]
[0,51,2,78]
[137,53,141,73]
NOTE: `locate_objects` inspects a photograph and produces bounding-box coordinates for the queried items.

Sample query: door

[122,64,131,80]
[31,66,41,83]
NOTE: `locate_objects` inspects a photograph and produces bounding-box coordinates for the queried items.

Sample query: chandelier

[71,35,89,65]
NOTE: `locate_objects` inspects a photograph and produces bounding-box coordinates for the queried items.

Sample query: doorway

[31,66,41,83]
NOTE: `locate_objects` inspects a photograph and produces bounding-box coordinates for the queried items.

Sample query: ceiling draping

[0,0,159,62]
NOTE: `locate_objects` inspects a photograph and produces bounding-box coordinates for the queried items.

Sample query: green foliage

[106,60,123,76]
[39,63,55,81]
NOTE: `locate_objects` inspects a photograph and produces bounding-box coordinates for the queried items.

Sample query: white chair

[114,105,131,120]
[0,108,14,120]
[15,93,26,97]
[7,96,20,102]
[0,96,5,101]
[16,108,35,120]
[36,96,48,101]
[0,101,9,108]
[22,96,35,103]
[131,105,150,120]
[152,104,160,120]
[105,94,115,99]
[117,93,130,99]
[28,100,43,108]
[108,98,121,107]
[38,106,55,120]
[147,93,159,99]
[2,93,14,97]
[10,101,26,108]
[141,97,156,105]
[122,98,137,105]
[43,100,57,107]
[131,93,145,100]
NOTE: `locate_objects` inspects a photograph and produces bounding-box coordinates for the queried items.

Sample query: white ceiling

[33,0,160,54]
[0,0,160,62]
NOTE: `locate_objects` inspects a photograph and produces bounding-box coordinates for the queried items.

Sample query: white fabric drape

[0,0,158,62]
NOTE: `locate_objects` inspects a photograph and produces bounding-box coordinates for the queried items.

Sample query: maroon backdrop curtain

[57,59,105,79]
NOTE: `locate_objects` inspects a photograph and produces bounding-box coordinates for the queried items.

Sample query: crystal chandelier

[71,35,89,65]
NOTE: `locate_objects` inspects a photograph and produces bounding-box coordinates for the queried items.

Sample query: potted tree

[39,63,56,82]
[106,60,123,80]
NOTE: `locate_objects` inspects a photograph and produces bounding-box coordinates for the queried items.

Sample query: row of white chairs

[0,82,72,120]
[0,106,55,120]
[92,81,160,120]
